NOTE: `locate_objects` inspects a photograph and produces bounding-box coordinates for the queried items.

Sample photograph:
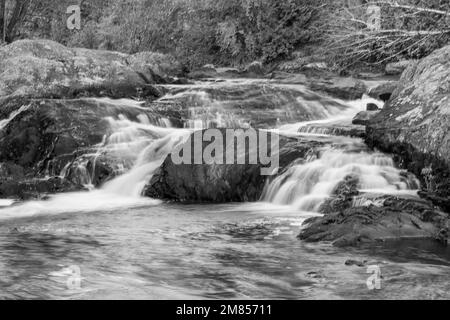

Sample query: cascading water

[264,95,420,212]
[262,145,420,212]
[0,81,420,219]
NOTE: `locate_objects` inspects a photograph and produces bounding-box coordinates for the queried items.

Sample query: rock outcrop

[300,195,449,247]
[352,110,380,126]
[144,130,324,202]
[299,175,448,247]
[366,45,450,212]
[0,39,178,99]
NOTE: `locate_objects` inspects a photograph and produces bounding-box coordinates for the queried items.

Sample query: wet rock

[298,123,366,139]
[299,196,449,247]
[366,45,450,212]
[309,77,367,100]
[368,82,397,102]
[144,131,324,202]
[345,260,367,267]
[366,103,380,111]
[0,177,84,200]
[352,111,380,126]
[0,97,164,198]
[149,83,349,129]
[385,60,414,76]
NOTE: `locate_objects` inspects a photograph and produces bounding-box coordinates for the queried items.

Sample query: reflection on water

[0,203,449,300]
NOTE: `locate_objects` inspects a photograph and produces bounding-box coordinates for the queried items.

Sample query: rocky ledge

[366,44,450,213]
[299,176,449,247]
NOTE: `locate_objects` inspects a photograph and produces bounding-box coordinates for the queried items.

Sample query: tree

[0,0,33,43]
[0,0,6,42]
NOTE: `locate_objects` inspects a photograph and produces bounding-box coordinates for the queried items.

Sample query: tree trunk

[0,0,6,43]
[5,0,32,43]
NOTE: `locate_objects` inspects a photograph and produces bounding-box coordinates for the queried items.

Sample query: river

[0,79,449,299]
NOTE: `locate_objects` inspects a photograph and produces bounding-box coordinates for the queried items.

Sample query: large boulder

[366,45,450,212]
[144,130,324,202]
[0,39,174,99]
[352,110,380,126]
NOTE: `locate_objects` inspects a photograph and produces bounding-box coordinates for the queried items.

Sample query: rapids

[0,79,449,300]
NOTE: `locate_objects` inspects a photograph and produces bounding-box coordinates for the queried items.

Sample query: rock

[368,81,398,102]
[0,97,165,198]
[299,196,449,247]
[310,77,367,100]
[345,260,368,267]
[352,111,380,126]
[0,177,84,200]
[144,131,324,202]
[0,39,170,99]
[303,62,328,71]
[385,60,414,75]
[366,45,450,212]
[126,51,185,83]
[366,103,380,111]
[149,83,349,129]
[245,61,265,76]
[298,123,366,139]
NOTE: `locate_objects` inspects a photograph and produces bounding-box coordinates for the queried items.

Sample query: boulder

[144,130,324,202]
[385,60,414,75]
[366,103,380,111]
[352,110,380,126]
[368,81,398,102]
[0,39,170,99]
[366,45,450,212]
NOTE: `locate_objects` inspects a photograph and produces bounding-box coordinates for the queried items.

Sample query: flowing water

[0,79,449,300]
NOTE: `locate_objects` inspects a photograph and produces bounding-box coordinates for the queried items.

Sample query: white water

[263,147,420,211]
[264,95,420,211]
[0,85,418,220]
[0,104,31,131]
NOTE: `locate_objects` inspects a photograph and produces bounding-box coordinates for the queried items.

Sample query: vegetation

[0,0,449,70]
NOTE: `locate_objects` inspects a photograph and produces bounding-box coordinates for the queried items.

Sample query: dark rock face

[366,45,450,212]
[0,98,161,199]
[366,103,380,111]
[352,111,380,126]
[300,195,449,247]
[144,130,324,202]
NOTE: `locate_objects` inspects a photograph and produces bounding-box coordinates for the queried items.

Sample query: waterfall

[262,146,420,212]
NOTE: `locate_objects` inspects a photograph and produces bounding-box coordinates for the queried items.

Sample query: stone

[144,131,324,203]
[385,60,414,75]
[366,103,380,111]
[368,81,398,102]
[352,111,380,126]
